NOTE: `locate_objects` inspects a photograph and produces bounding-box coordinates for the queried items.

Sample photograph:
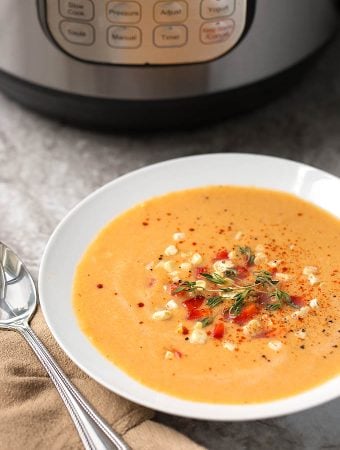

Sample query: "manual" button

[107,26,142,48]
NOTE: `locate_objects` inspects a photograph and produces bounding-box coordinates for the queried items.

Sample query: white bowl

[39,153,340,421]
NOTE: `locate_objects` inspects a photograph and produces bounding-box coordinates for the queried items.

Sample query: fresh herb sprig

[229,288,253,316]
[173,280,198,294]
[238,246,255,265]
[201,272,227,285]
[254,270,279,287]
[206,296,224,308]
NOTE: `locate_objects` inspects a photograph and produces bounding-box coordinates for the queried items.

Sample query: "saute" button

[60,20,95,45]
[200,19,235,44]
[154,1,188,23]
[106,1,141,24]
[200,0,235,20]
[107,26,142,48]
[59,0,94,21]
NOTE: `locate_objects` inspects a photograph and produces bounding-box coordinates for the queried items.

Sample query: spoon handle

[17,324,131,450]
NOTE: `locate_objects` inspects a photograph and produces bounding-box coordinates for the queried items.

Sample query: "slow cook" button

[59,0,94,21]
[201,0,235,19]
[106,1,141,24]
[60,20,95,45]
[107,26,142,48]
[154,1,188,23]
[200,19,235,44]
[154,25,188,47]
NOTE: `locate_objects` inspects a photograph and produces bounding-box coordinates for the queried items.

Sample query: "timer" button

[59,0,94,21]
[154,1,188,23]
[200,19,235,44]
[107,1,141,24]
[154,25,188,47]
[201,0,235,19]
[60,20,95,45]
[107,26,142,48]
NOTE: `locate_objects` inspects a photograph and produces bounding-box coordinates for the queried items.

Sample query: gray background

[1,29,340,450]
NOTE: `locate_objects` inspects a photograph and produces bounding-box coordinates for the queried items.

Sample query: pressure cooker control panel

[43,0,248,65]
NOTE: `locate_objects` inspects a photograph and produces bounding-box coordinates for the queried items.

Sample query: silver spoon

[0,242,131,450]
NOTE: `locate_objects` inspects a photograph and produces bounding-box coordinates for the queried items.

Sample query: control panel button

[107,26,142,48]
[200,19,235,44]
[59,0,94,21]
[154,25,188,47]
[106,1,141,24]
[201,0,235,19]
[154,1,188,23]
[60,20,95,45]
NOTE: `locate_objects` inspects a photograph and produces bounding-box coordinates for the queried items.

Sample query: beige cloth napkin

[0,308,206,450]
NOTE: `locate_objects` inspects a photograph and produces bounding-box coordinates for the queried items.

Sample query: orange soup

[73,186,340,404]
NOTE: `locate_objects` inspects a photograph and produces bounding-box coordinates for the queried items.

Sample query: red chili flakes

[97,284,103,289]
[174,350,182,359]
[189,228,195,231]
[137,302,145,308]
[142,222,149,226]
[182,326,189,335]
[192,242,197,246]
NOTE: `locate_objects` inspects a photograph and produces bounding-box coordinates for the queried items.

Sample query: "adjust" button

[107,26,142,48]
[106,1,141,24]
[200,19,235,44]
[201,0,235,19]
[154,1,188,23]
[60,20,95,45]
[59,0,94,21]
[154,25,188,47]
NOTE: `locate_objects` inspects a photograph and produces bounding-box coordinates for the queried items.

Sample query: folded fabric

[0,308,205,450]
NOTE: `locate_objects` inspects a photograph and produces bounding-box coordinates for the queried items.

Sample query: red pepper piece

[235,266,249,279]
[187,308,210,320]
[182,295,205,311]
[291,295,306,307]
[194,266,208,279]
[213,323,224,339]
[214,249,229,261]
[233,303,259,325]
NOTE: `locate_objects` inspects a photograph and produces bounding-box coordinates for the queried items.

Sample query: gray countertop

[1,31,340,450]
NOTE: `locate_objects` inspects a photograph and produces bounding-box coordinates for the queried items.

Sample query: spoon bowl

[0,242,36,326]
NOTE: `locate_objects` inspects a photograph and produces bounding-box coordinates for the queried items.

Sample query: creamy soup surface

[73,186,340,404]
